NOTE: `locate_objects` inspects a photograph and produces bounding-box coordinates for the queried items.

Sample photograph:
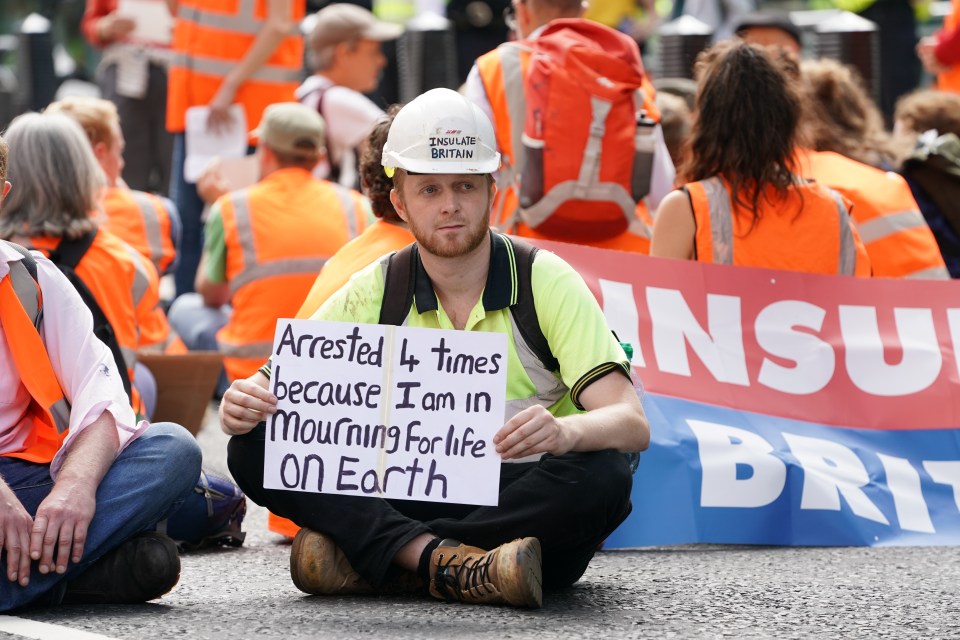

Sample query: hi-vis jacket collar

[412,231,519,315]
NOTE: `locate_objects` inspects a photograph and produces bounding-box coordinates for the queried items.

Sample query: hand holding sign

[264,320,508,506]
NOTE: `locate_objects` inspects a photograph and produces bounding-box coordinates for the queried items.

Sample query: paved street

[2,406,959,640]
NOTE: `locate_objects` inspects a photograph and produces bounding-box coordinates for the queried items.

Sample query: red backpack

[517,19,658,241]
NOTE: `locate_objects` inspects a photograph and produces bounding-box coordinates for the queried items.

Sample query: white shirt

[296,75,385,188]
[0,244,147,478]
[463,26,677,213]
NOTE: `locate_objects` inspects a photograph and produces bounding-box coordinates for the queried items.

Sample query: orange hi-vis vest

[27,230,160,412]
[166,0,306,133]
[939,0,960,93]
[102,187,179,277]
[295,219,414,320]
[217,168,368,381]
[0,245,71,464]
[268,218,413,539]
[686,176,871,276]
[476,33,659,252]
[795,150,949,279]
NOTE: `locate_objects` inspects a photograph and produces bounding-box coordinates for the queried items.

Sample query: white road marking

[0,616,119,640]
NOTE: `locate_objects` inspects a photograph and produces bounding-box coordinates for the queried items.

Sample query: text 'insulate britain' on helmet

[381,88,501,176]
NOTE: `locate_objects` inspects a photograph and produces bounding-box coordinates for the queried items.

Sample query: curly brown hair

[359,103,403,223]
[683,41,801,229]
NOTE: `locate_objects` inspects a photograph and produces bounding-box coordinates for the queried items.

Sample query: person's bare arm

[650,189,696,260]
[207,0,294,131]
[195,253,231,307]
[494,371,649,460]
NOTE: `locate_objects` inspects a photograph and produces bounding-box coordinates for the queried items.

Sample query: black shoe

[63,531,181,604]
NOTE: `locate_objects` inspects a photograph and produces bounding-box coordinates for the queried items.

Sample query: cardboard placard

[264,319,507,506]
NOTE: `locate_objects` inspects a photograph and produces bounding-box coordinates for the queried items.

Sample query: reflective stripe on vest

[6,255,41,329]
[121,243,155,370]
[129,192,167,272]
[176,0,261,33]
[226,191,330,296]
[170,52,303,84]
[478,43,530,230]
[698,177,858,276]
[1,257,71,463]
[856,210,938,244]
[796,149,948,279]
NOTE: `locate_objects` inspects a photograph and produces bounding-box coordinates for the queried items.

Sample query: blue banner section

[604,395,960,548]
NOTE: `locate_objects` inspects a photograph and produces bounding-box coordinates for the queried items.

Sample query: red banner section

[528,239,960,431]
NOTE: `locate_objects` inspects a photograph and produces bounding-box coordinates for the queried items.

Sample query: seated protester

[0,113,181,417]
[168,103,370,390]
[45,97,182,279]
[220,89,649,609]
[297,4,402,189]
[0,135,201,611]
[797,58,948,280]
[651,42,872,276]
[894,89,960,277]
[268,104,414,539]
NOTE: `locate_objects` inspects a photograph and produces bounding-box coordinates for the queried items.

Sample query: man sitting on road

[219,89,649,609]
[0,135,201,611]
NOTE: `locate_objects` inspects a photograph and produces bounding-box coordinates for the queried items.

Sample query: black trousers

[228,423,634,589]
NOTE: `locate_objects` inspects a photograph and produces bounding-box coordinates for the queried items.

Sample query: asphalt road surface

[2,405,957,640]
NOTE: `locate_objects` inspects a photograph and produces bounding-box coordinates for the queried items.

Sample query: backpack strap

[378,243,418,326]
[506,236,559,373]
[378,236,560,374]
[2,240,42,328]
[46,230,134,402]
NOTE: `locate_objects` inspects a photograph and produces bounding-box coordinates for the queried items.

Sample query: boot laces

[434,550,496,602]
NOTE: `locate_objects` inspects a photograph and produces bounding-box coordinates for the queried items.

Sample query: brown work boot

[291,528,373,595]
[428,537,542,608]
[290,528,424,596]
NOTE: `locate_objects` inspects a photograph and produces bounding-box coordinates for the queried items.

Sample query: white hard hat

[382,88,501,176]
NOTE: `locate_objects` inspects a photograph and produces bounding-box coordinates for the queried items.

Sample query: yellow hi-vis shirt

[310,233,631,419]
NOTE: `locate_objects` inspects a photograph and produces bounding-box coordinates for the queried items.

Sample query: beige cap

[308,3,403,50]
[252,102,326,158]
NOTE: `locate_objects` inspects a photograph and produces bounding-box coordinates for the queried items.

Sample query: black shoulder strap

[46,230,134,402]
[378,236,559,373]
[47,229,98,270]
[507,236,558,373]
[378,243,418,326]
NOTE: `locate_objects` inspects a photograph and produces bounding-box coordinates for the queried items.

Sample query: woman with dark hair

[650,41,871,276]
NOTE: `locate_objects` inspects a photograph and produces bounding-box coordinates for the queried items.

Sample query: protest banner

[264,319,507,506]
[527,239,960,547]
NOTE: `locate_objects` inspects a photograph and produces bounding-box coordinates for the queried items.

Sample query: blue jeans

[0,422,202,611]
[169,134,205,298]
[167,292,231,396]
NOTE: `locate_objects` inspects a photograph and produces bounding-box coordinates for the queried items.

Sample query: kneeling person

[220,89,650,609]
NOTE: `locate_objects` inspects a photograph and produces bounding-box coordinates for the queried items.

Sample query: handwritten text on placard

[263,320,507,506]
